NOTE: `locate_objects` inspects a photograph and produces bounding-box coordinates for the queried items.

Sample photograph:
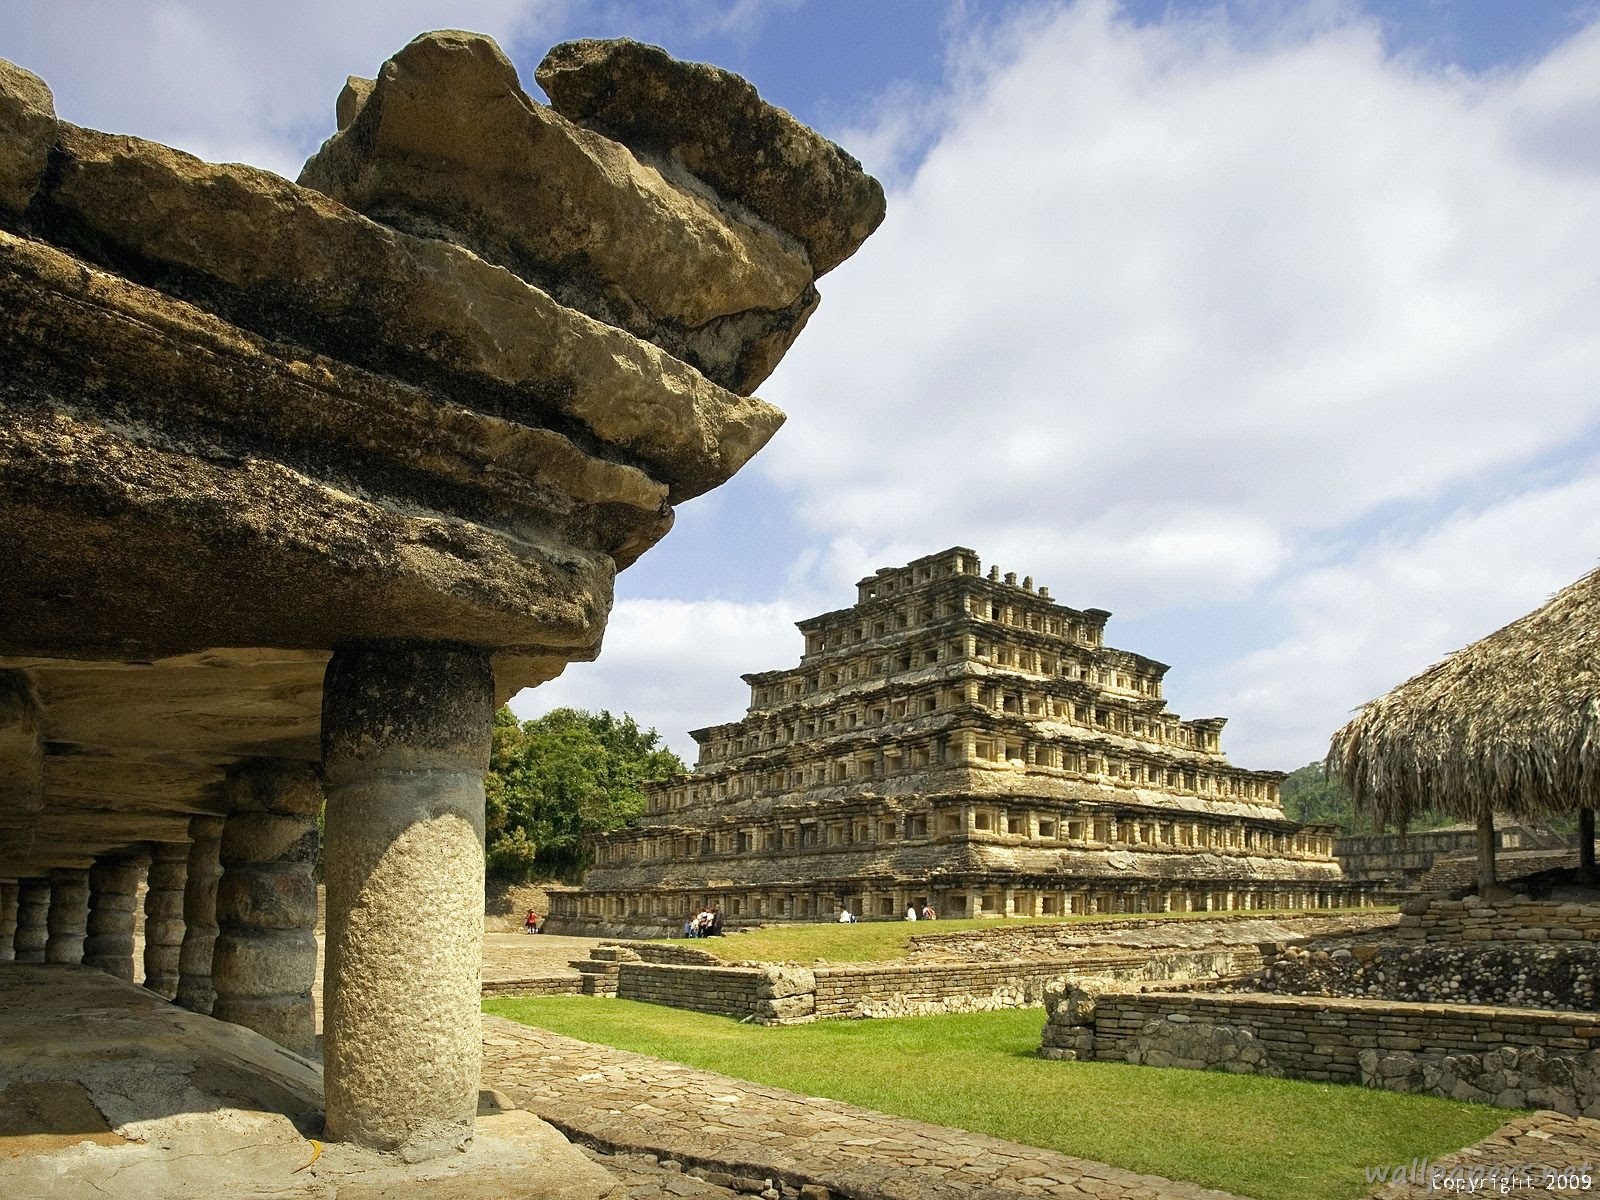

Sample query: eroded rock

[537,38,885,277]
[0,60,54,214]
[299,31,843,394]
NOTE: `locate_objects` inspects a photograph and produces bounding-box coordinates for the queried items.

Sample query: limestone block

[301,31,826,395]
[536,38,885,277]
[37,125,782,503]
[0,59,54,214]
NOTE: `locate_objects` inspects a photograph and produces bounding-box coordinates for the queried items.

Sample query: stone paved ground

[1361,1112,1600,1198]
[481,1014,1246,1200]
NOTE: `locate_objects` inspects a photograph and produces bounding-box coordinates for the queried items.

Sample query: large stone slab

[537,38,886,276]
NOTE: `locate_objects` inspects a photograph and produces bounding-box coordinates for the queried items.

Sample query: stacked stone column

[176,814,225,1014]
[13,877,49,962]
[44,867,90,963]
[211,761,320,1055]
[142,841,189,998]
[83,853,148,978]
[0,880,17,961]
[321,641,492,1158]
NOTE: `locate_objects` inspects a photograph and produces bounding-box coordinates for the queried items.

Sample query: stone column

[177,815,225,1014]
[0,880,17,962]
[83,854,148,978]
[212,761,320,1054]
[14,877,49,962]
[321,642,492,1158]
[142,842,189,998]
[45,867,90,964]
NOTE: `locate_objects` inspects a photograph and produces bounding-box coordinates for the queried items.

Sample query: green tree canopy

[486,706,686,880]
[1280,761,1459,834]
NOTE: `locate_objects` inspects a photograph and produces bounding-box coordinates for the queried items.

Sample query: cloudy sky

[9,0,1599,770]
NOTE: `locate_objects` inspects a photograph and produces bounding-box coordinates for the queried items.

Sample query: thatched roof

[1327,564,1600,829]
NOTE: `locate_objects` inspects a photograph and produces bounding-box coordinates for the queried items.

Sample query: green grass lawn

[698,906,1395,964]
[486,995,1504,1200]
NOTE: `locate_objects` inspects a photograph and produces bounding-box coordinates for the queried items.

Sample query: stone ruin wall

[0,30,882,1166]
[1041,987,1600,1117]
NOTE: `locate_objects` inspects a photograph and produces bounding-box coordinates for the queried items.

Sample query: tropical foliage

[486,706,685,879]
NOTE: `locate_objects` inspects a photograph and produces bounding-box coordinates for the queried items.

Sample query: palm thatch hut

[1327,564,1599,891]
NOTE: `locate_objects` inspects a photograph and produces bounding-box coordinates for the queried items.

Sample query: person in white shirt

[837,907,855,923]
[905,905,918,921]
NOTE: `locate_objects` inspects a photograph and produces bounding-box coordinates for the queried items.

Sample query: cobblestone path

[1360,1111,1600,1199]
[481,1015,1245,1200]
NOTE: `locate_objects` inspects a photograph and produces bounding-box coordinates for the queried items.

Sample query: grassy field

[486,996,1504,1200]
[694,907,1395,964]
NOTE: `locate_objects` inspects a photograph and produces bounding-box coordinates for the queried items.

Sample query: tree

[1281,761,1458,834]
[486,706,686,879]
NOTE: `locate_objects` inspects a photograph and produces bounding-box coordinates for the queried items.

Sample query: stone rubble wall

[1041,988,1600,1117]
[482,974,583,999]
[906,911,1396,960]
[1398,895,1600,943]
[1239,940,1600,1012]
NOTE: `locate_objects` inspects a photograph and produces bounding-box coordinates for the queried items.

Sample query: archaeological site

[0,29,883,1197]
[553,547,1372,934]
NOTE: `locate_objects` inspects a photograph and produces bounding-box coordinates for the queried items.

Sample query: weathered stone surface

[322,642,493,1159]
[537,38,885,277]
[35,127,777,503]
[176,814,225,1015]
[301,31,830,395]
[143,841,188,999]
[211,761,320,1055]
[0,880,16,962]
[83,854,147,978]
[12,877,49,962]
[0,59,54,214]
[44,867,89,964]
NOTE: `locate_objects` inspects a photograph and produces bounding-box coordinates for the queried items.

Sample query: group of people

[906,904,937,921]
[683,907,724,938]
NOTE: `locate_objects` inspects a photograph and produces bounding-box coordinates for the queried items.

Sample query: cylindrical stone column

[142,842,189,998]
[45,867,90,964]
[176,815,225,1014]
[14,878,50,962]
[83,854,148,978]
[322,641,492,1158]
[211,761,320,1055]
[0,880,18,962]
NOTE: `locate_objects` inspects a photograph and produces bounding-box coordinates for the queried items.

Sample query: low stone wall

[615,962,817,1022]
[587,945,1260,1024]
[1041,988,1600,1116]
[1399,895,1600,943]
[482,974,582,998]
[814,948,1257,1019]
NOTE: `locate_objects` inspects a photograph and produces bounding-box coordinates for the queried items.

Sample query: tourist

[905,904,918,921]
[708,906,724,937]
[695,908,715,936]
[921,904,937,921]
[524,909,540,934]
[837,907,856,923]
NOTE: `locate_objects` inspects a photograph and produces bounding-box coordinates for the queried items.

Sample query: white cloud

[761,0,1600,618]
[508,597,811,764]
[1205,468,1600,769]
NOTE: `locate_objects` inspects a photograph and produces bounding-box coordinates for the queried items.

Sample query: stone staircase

[571,945,637,996]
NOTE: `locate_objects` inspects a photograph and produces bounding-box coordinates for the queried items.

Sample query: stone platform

[0,964,617,1199]
[482,1013,1244,1200]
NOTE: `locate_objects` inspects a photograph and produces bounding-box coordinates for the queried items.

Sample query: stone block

[0,60,54,214]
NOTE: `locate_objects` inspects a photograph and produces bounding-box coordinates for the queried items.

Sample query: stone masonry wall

[906,911,1396,959]
[589,946,1260,1023]
[1042,988,1600,1117]
[1399,895,1600,943]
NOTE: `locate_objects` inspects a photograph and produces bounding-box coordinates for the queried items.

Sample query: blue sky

[8,1,1600,770]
